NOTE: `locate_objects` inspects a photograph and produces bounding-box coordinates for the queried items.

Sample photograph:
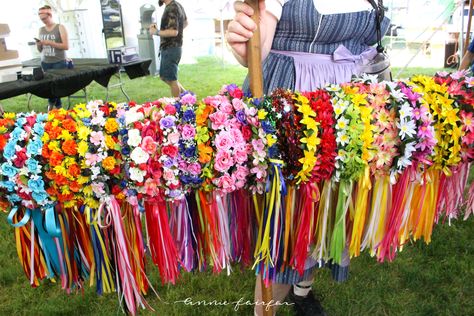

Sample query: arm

[459,50,474,71]
[226,0,279,67]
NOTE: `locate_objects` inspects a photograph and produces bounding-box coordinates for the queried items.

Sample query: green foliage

[0,58,472,315]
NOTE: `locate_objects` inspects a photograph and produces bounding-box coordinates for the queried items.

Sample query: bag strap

[367,0,385,53]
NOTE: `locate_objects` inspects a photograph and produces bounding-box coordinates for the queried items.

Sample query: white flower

[125,108,144,125]
[129,167,146,183]
[336,130,350,146]
[336,117,349,130]
[360,73,378,83]
[127,129,142,147]
[130,147,150,164]
[398,102,413,119]
[396,119,416,140]
[326,84,341,92]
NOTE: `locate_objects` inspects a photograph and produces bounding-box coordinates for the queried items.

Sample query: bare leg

[161,77,181,97]
[178,81,186,94]
[254,274,291,316]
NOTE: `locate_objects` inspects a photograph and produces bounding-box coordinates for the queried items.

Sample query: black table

[0,58,119,100]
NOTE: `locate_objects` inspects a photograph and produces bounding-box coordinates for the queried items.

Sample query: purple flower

[236,110,247,124]
[163,158,175,168]
[160,116,176,129]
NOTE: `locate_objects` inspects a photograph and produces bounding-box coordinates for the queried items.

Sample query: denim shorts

[159,47,182,81]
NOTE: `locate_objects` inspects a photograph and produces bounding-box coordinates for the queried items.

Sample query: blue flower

[27,139,43,156]
[16,117,26,127]
[180,175,191,184]
[183,109,195,122]
[11,127,24,140]
[26,159,39,173]
[121,146,130,155]
[32,191,49,203]
[82,118,92,126]
[3,143,16,160]
[184,146,196,158]
[0,181,15,192]
[8,194,21,203]
[33,123,45,136]
[37,113,48,122]
[28,178,45,193]
[1,163,18,178]
[268,145,279,158]
[261,120,275,134]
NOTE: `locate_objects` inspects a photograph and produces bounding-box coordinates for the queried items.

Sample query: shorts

[159,46,182,81]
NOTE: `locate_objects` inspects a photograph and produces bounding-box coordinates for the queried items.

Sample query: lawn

[0,57,473,315]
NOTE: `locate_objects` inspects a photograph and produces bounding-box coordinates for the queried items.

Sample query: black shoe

[288,289,327,316]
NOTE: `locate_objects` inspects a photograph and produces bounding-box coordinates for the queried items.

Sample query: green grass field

[0,57,473,315]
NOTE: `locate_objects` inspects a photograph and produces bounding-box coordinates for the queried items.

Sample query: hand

[40,40,54,47]
[226,0,266,64]
[149,23,158,35]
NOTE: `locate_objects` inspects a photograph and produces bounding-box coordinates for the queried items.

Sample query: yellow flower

[298,150,317,170]
[3,113,15,119]
[444,108,459,126]
[0,126,6,133]
[105,134,116,149]
[258,109,268,120]
[77,175,89,185]
[300,116,319,131]
[77,126,91,141]
[351,93,368,107]
[77,141,89,157]
[41,132,50,143]
[54,165,68,177]
[297,102,316,117]
[60,129,73,141]
[266,134,277,147]
[83,185,93,197]
[105,118,119,133]
[300,131,320,152]
[48,140,61,152]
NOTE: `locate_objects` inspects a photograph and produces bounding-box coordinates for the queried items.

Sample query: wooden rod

[245,0,264,98]
[243,1,271,315]
[463,0,474,55]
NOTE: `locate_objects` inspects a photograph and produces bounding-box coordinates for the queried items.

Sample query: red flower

[13,149,27,168]
[164,104,177,115]
[162,145,178,158]
[241,125,252,141]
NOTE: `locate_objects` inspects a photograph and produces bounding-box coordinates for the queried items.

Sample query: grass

[0,57,473,315]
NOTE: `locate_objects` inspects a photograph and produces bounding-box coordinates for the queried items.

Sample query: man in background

[36,5,69,110]
[149,0,187,97]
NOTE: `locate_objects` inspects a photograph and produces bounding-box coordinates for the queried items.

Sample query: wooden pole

[243,1,271,316]
[463,0,474,55]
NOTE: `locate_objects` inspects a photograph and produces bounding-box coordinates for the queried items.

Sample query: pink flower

[181,124,196,140]
[233,165,249,181]
[251,139,265,154]
[233,148,248,164]
[141,136,157,154]
[164,104,177,115]
[232,98,244,111]
[214,151,233,172]
[144,178,160,196]
[220,102,234,114]
[209,111,228,130]
[90,131,104,146]
[214,131,234,151]
[163,169,175,181]
[230,128,244,144]
[168,132,180,144]
[85,153,100,166]
[152,110,161,122]
[215,174,235,192]
[180,93,196,105]
[187,162,201,175]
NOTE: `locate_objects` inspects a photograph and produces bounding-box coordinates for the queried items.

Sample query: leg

[159,47,183,97]
[254,274,291,316]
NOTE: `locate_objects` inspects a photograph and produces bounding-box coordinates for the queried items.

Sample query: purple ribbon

[333,45,377,65]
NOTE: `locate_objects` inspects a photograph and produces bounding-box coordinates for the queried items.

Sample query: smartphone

[34,37,40,42]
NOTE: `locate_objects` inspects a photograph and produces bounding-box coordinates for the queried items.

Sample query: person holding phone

[36,5,69,110]
[149,0,188,97]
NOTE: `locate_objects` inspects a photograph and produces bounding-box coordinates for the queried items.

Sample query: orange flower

[48,126,62,140]
[50,151,65,166]
[55,174,68,186]
[46,187,59,197]
[62,119,77,133]
[42,145,52,159]
[102,156,116,171]
[198,143,213,164]
[62,140,78,155]
[68,164,81,178]
[0,134,7,151]
[105,118,119,134]
[69,181,81,193]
